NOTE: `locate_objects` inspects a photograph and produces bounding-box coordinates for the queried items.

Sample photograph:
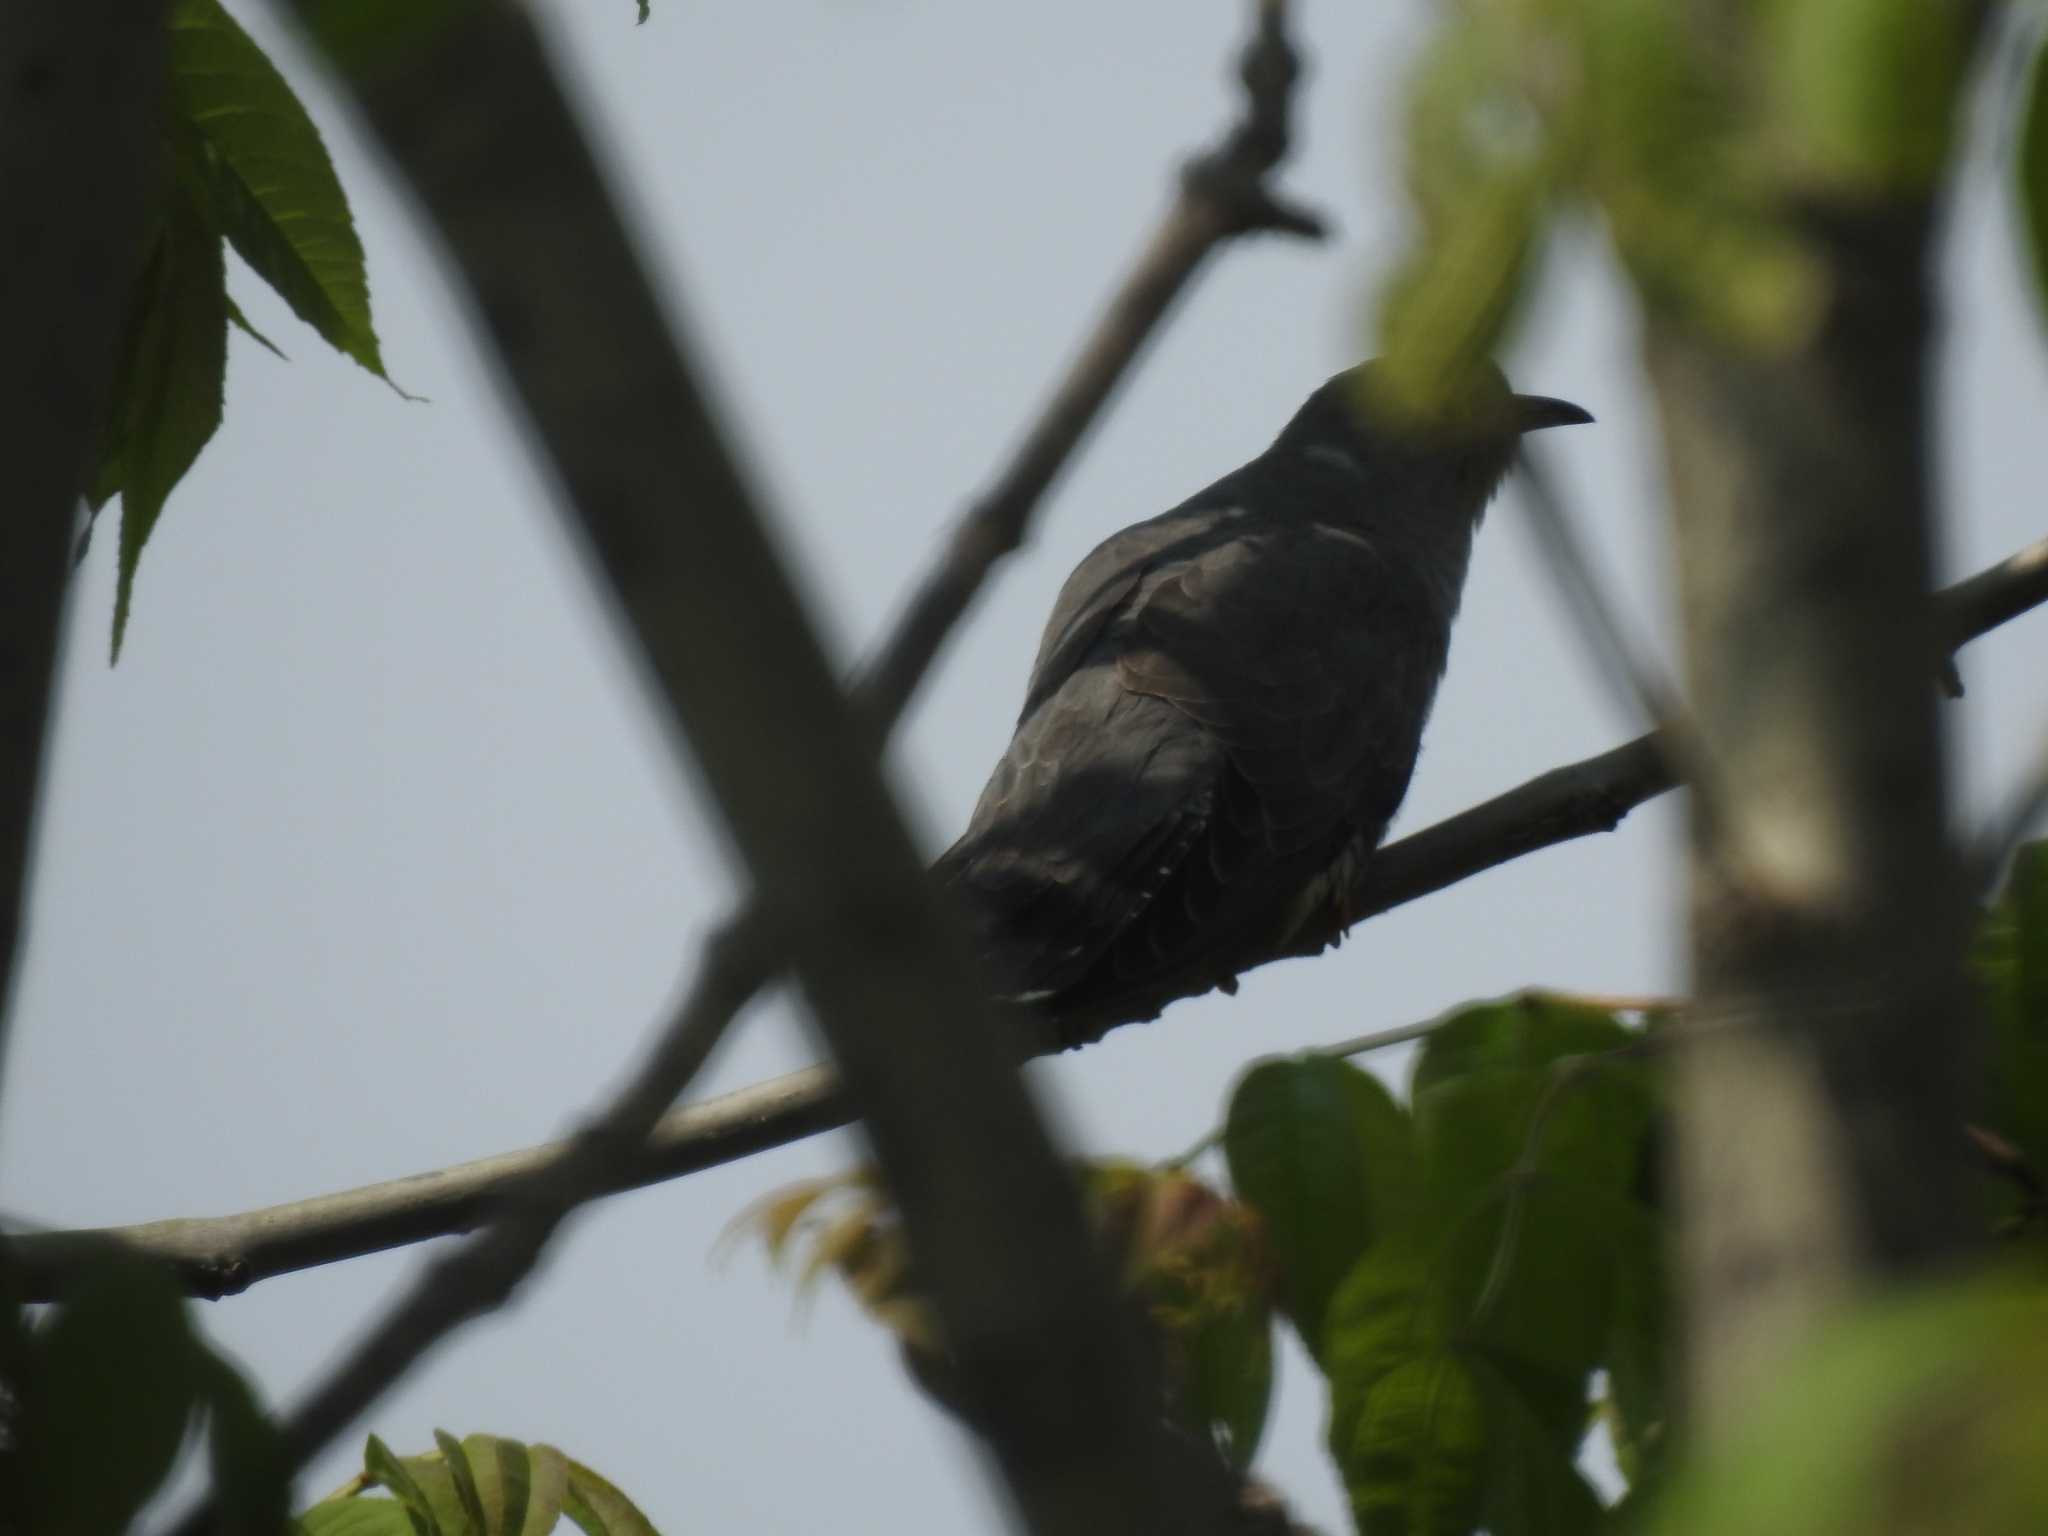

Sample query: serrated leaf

[19,1254,204,1534]
[106,162,228,660]
[168,0,394,384]
[203,1353,290,1536]
[562,1457,662,1536]
[1224,1056,1418,1354]
[226,292,290,360]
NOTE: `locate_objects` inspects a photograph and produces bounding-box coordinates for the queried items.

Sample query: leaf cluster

[91,0,396,659]
[1224,996,1662,1535]
[758,841,2048,1535]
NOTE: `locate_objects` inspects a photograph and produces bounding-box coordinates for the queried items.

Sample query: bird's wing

[936,663,1223,999]
[940,501,1451,1011]
[1115,518,1450,849]
[1013,497,1248,722]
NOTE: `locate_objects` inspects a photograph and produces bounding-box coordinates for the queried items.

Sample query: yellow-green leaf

[561,1457,663,1536]
[1763,0,1967,193]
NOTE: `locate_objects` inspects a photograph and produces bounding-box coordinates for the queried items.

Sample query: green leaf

[634,0,650,21]
[1602,1200,1673,1489]
[459,1434,569,1536]
[1224,1056,1418,1353]
[561,1458,663,1536]
[168,0,396,384]
[203,1354,291,1536]
[1181,1296,1275,1471]
[1326,1250,1487,1536]
[1650,1275,2048,1536]
[436,1430,491,1536]
[19,1255,204,1534]
[300,1502,424,1536]
[1469,1355,1605,1536]
[366,1434,449,1536]
[1412,1001,1657,1435]
[105,161,228,660]
[1762,0,1966,193]
[226,292,290,360]
[1412,993,1638,1101]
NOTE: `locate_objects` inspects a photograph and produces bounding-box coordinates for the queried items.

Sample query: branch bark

[22,533,2044,1304]
[0,1,166,1110]
[1646,12,1990,1435]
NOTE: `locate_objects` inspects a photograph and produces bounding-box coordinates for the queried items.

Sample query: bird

[934,360,1591,1047]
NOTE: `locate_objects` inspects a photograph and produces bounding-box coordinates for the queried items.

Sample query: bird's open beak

[1513,394,1594,433]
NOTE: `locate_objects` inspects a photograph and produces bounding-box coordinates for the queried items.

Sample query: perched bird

[935,361,1591,1045]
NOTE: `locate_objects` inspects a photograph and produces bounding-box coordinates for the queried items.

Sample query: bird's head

[1268,359,1591,526]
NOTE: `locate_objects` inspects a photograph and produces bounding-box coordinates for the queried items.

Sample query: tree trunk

[1648,191,1978,1433]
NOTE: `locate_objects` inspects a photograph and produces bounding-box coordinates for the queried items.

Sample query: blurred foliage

[298,1432,662,1536]
[1376,0,1984,415]
[1647,1275,2048,1536]
[738,1160,1280,1471]
[0,1252,663,1535]
[4,1248,289,1536]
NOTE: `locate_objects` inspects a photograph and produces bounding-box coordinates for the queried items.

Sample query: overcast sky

[7,2,2048,1532]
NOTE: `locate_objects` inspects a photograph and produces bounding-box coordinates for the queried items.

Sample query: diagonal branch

[158,2,1324,1532]
[23,532,2045,1305]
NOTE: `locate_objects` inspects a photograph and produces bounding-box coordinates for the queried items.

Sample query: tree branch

[160,2,1325,1531]
[23,533,2043,1305]
[0,1,167,1112]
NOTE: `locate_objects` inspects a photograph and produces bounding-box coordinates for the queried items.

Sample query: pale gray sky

[6,3,2046,1532]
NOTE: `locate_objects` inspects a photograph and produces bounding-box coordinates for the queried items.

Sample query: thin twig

[1162,989,1677,1170]
[258,913,770,1482]
[23,526,2048,1305]
[1512,445,1731,845]
[1512,449,1686,734]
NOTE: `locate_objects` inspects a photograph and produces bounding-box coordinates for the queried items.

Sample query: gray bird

[935,361,1591,1046]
